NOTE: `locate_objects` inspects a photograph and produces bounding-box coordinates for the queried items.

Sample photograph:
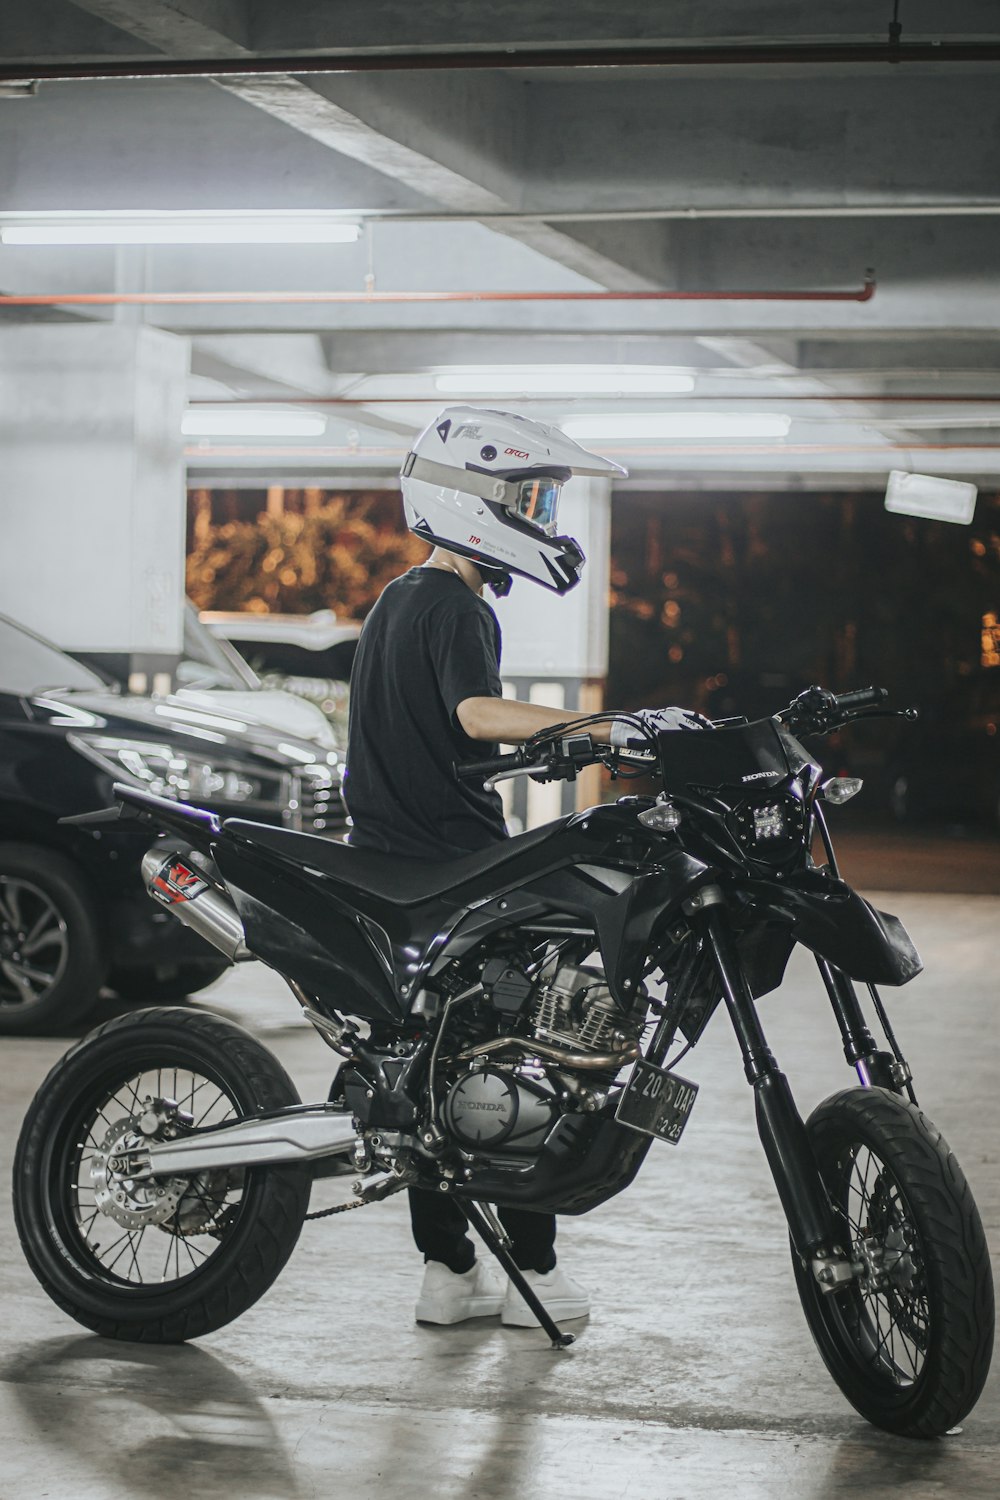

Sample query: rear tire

[792,1087,994,1437]
[0,843,105,1035]
[13,1006,311,1342]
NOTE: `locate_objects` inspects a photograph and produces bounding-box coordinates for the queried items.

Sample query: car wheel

[109,959,230,1003]
[0,844,106,1035]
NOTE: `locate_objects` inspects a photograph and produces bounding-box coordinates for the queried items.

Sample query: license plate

[614,1060,699,1146]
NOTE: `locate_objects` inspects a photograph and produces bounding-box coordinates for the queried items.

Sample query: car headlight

[68,734,273,805]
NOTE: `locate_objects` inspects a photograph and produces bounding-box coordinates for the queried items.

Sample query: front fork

[686,886,848,1277]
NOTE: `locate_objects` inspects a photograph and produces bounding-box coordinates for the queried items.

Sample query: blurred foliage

[186,496,429,619]
[608,489,1000,720]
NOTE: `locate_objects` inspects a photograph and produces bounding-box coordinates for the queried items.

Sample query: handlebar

[458,750,525,783]
[829,686,888,712]
[456,688,918,789]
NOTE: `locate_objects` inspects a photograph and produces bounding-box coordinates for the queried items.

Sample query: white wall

[0,324,189,653]
[491,476,610,679]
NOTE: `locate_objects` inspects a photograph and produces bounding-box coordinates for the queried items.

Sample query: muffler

[141,848,252,963]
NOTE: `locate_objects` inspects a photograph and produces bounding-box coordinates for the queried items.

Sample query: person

[343,406,706,1328]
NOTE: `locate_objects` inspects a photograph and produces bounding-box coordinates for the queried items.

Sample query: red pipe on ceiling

[0,277,875,306]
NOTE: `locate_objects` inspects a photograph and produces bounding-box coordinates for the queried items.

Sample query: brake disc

[89,1113,187,1231]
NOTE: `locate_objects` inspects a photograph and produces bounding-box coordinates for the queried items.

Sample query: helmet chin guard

[400,406,625,594]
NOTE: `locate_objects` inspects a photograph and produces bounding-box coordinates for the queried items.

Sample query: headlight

[731,792,806,860]
[68,734,277,806]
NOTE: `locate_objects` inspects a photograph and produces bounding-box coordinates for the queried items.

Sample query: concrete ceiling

[1,1,1000,490]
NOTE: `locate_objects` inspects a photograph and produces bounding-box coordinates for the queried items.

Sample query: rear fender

[740,869,922,986]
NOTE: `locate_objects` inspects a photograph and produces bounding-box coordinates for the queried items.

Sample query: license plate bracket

[614,1060,699,1146]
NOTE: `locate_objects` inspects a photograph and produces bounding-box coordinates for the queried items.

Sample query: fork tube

[814,957,880,1075]
[696,898,836,1259]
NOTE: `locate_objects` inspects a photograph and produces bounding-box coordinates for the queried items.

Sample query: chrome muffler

[141,848,252,963]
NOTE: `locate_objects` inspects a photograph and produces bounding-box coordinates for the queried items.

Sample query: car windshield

[0,615,111,695]
[175,604,261,692]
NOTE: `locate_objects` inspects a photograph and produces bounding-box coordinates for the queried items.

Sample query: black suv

[0,613,345,1034]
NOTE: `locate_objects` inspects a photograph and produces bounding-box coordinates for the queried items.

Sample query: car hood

[26,688,338,770]
[174,687,338,751]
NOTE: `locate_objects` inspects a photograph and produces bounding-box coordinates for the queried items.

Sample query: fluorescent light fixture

[885,469,978,525]
[0,212,360,246]
[434,366,695,395]
[562,412,792,441]
[182,410,327,438]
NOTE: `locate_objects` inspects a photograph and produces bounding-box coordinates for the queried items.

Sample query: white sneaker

[415,1260,505,1325]
[501,1266,591,1327]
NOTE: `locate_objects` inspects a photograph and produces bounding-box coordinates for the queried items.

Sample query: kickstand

[458,1199,575,1350]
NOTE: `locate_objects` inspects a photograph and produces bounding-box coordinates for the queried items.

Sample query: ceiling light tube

[562,413,792,441]
[434,366,695,395]
[0,213,360,246]
[181,410,328,437]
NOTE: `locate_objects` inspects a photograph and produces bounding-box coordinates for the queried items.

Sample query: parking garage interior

[1,6,1000,1498]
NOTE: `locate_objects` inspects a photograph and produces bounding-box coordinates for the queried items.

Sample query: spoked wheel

[793,1087,994,1437]
[14,1006,311,1342]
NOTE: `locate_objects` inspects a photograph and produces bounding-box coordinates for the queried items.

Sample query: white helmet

[401,405,626,596]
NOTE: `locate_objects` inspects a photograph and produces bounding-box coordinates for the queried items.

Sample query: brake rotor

[89,1113,187,1230]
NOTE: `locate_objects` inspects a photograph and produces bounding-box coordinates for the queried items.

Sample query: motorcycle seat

[223,816,570,906]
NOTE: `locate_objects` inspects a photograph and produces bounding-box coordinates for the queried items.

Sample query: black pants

[408,1188,556,1275]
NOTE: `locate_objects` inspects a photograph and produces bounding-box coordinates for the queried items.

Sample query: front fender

[739,868,922,987]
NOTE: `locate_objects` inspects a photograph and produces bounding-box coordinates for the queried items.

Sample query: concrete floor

[1,891,998,1499]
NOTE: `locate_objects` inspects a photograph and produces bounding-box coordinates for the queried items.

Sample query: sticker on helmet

[505,447,529,459]
[455,424,482,439]
[436,420,452,443]
[480,444,497,461]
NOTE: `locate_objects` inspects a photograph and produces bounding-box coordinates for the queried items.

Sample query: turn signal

[638,802,682,832]
[820,777,864,805]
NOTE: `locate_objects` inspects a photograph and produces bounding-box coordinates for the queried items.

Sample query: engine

[441,962,641,1156]
[443,1065,557,1152]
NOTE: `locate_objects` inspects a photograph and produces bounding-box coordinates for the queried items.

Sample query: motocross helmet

[401,405,626,596]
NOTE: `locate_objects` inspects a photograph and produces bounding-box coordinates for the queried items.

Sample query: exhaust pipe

[141,849,252,963]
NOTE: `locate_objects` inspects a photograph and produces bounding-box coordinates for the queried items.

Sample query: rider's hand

[611,706,711,748]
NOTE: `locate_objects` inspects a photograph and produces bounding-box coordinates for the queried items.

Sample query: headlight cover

[68,733,278,806]
[731,790,807,862]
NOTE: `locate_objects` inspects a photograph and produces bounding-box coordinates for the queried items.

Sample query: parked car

[74,603,341,753]
[889,672,1000,830]
[0,613,346,1034]
[200,609,361,739]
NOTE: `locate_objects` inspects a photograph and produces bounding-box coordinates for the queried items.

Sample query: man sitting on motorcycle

[344,406,706,1328]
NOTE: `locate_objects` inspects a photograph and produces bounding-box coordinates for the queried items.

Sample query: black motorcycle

[13,686,994,1438]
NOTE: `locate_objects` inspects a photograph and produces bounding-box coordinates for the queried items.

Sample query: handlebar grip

[833,686,888,711]
[456,751,524,783]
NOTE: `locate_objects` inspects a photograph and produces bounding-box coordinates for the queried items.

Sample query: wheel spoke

[0,880,25,932]
[1,959,37,1000]
[66,1064,243,1289]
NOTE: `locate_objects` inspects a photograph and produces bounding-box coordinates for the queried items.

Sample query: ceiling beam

[64,0,659,289]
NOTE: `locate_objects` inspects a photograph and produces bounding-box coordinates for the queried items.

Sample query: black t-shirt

[344,568,508,859]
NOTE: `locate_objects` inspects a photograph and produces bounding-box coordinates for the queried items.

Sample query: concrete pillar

[0,324,189,654]
[493,477,611,828]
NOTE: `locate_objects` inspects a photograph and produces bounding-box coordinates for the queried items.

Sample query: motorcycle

[12,685,994,1438]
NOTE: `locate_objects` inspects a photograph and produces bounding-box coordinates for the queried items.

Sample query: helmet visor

[513,476,562,533]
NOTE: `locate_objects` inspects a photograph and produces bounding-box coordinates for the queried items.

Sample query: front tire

[13,1006,311,1343]
[792,1087,994,1437]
